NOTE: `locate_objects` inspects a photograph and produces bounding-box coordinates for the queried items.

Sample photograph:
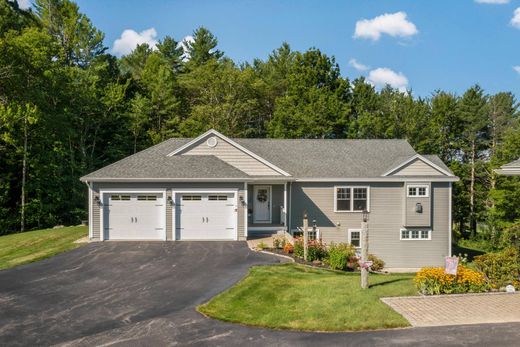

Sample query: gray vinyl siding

[404,183,431,227]
[290,182,450,268]
[392,158,444,176]
[90,182,246,241]
[180,137,281,176]
[247,184,284,225]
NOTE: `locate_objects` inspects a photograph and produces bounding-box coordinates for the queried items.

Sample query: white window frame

[334,186,370,213]
[400,228,432,241]
[348,228,362,249]
[407,184,429,198]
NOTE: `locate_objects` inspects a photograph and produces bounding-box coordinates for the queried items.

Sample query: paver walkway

[382,292,520,327]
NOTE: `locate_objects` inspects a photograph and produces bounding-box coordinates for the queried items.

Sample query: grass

[198,263,416,331]
[0,226,88,270]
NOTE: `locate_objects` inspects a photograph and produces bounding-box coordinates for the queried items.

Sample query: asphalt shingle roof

[81,135,454,180]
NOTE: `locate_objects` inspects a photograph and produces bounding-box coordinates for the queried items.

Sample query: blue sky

[67,0,520,97]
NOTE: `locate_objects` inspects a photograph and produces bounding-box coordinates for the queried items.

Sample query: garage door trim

[99,188,167,241]
[172,188,239,241]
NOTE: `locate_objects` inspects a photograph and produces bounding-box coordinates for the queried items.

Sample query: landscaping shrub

[256,241,268,251]
[414,265,488,295]
[474,247,520,289]
[283,242,294,254]
[325,243,356,270]
[272,236,285,249]
[368,254,385,271]
[293,237,327,261]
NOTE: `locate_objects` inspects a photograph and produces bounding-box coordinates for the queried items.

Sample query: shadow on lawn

[452,244,485,261]
[368,277,410,289]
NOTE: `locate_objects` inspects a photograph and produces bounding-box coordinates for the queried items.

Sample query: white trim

[348,228,362,249]
[382,154,454,177]
[253,185,272,223]
[448,182,452,257]
[295,177,459,182]
[406,184,429,198]
[400,228,432,241]
[166,129,291,177]
[81,176,459,183]
[283,182,287,227]
[244,182,248,238]
[334,186,370,213]
[171,188,239,241]
[99,189,167,241]
[85,181,93,239]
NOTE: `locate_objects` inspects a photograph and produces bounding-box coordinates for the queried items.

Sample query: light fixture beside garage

[206,136,218,147]
[167,196,174,206]
[94,196,102,206]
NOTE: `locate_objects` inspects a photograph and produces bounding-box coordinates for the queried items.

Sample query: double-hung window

[335,186,369,212]
[348,229,361,248]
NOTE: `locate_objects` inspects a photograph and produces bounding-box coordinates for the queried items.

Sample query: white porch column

[283,182,288,229]
[244,182,248,238]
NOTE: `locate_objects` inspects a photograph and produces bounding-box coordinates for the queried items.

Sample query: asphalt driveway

[1,242,519,347]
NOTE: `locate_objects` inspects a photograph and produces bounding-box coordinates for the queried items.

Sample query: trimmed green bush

[325,243,356,270]
[368,254,385,271]
[474,247,520,289]
[293,238,327,261]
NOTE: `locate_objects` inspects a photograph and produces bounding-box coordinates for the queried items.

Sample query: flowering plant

[414,265,488,295]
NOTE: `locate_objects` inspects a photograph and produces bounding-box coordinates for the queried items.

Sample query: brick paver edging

[382,292,520,327]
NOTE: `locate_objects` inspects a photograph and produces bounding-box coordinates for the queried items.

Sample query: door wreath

[257,190,268,202]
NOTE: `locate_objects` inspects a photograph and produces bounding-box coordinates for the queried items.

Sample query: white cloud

[112,28,158,56]
[511,8,520,28]
[513,66,520,75]
[349,58,369,71]
[475,0,510,4]
[16,0,32,9]
[354,12,418,41]
[178,35,194,60]
[367,67,409,92]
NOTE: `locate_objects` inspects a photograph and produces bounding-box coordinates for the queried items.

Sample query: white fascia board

[382,154,454,177]
[166,129,291,177]
[296,177,459,182]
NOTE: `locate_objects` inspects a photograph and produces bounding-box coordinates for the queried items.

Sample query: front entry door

[253,186,271,223]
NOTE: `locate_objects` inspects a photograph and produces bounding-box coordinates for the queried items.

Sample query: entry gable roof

[167,129,291,177]
[495,158,520,176]
[382,154,454,177]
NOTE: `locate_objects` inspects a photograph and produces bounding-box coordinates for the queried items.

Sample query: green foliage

[0,0,519,241]
[368,254,385,272]
[293,238,327,261]
[325,243,356,270]
[474,248,520,289]
[414,266,488,295]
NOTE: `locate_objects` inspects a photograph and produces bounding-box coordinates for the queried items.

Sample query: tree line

[1,0,519,246]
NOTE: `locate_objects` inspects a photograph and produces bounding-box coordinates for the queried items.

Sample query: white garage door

[176,193,236,240]
[103,193,164,240]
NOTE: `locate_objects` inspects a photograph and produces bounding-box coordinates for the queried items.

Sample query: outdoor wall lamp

[94,196,102,206]
[239,196,246,206]
[415,203,423,213]
[167,196,174,206]
[362,209,369,223]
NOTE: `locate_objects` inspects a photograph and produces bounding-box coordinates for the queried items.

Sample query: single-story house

[495,158,520,176]
[80,129,458,269]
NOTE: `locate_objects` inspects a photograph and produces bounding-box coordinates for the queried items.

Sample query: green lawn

[0,226,88,270]
[198,263,416,331]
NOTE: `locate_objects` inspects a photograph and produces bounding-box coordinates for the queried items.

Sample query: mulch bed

[266,248,357,271]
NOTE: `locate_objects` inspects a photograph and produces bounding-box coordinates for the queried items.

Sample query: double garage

[99,189,238,241]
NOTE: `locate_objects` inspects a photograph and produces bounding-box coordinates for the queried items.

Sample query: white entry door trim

[99,188,167,241]
[171,188,239,241]
[253,185,272,223]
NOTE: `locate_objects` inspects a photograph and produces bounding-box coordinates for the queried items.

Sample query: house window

[400,229,431,240]
[182,195,202,201]
[348,229,361,248]
[335,187,369,212]
[208,195,228,201]
[407,185,429,197]
[137,195,157,201]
